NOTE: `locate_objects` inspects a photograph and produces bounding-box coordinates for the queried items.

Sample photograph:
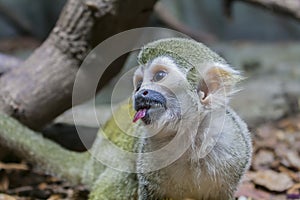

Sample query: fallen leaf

[47,194,64,200]
[275,143,289,158]
[287,183,300,194]
[0,175,9,191]
[294,141,300,152]
[250,170,294,192]
[279,166,300,182]
[255,137,278,149]
[285,150,300,170]
[281,158,292,168]
[253,150,274,170]
[270,159,281,169]
[275,130,286,141]
[235,181,271,199]
[270,195,288,200]
[256,125,275,139]
[0,162,28,171]
[278,117,300,132]
[38,182,48,190]
[0,194,16,200]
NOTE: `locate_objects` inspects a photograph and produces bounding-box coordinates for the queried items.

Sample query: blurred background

[0,0,299,199]
[1,0,300,42]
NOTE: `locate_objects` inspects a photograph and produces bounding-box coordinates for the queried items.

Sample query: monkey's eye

[135,79,143,91]
[153,71,167,82]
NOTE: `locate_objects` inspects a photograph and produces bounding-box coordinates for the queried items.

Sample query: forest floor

[0,114,299,200]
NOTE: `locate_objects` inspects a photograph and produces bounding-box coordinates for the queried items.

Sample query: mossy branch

[0,103,140,199]
[89,168,138,200]
[0,112,91,185]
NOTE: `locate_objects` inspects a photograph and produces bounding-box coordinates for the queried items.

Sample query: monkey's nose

[142,90,148,96]
[136,89,164,101]
[134,89,167,111]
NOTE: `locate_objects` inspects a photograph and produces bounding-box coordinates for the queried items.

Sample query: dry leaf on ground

[249,170,294,192]
[0,194,16,200]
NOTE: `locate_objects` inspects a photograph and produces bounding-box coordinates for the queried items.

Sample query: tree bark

[0,0,157,130]
[0,113,90,185]
[0,53,22,75]
[225,0,300,21]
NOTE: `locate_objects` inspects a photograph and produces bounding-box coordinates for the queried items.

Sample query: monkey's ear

[198,63,242,107]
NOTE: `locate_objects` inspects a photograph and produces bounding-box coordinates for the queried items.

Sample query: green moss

[89,168,138,200]
[138,38,226,66]
[0,112,90,185]
[100,102,138,152]
[0,101,140,196]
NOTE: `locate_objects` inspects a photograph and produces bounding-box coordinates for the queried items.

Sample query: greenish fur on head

[138,38,228,88]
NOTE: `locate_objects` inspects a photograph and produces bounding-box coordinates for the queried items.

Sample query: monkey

[132,38,252,200]
[0,37,252,200]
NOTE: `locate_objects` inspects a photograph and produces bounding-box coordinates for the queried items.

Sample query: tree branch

[0,0,157,130]
[224,0,300,21]
[0,53,22,75]
[154,2,217,43]
[0,101,138,198]
[0,112,91,185]
[0,0,157,198]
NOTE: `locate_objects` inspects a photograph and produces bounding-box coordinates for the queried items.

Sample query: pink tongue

[133,109,147,123]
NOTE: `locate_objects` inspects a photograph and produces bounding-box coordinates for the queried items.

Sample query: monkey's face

[132,56,192,127]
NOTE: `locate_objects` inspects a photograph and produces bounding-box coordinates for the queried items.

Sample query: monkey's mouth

[133,89,167,125]
[133,100,166,125]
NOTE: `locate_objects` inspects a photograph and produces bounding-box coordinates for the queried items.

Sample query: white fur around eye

[135,79,143,91]
[149,56,186,80]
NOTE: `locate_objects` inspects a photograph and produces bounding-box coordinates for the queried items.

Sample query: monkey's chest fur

[137,109,251,200]
[153,154,224,199]
[138,142,232,200]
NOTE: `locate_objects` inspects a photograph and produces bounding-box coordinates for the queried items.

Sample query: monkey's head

[132,38,241,131]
